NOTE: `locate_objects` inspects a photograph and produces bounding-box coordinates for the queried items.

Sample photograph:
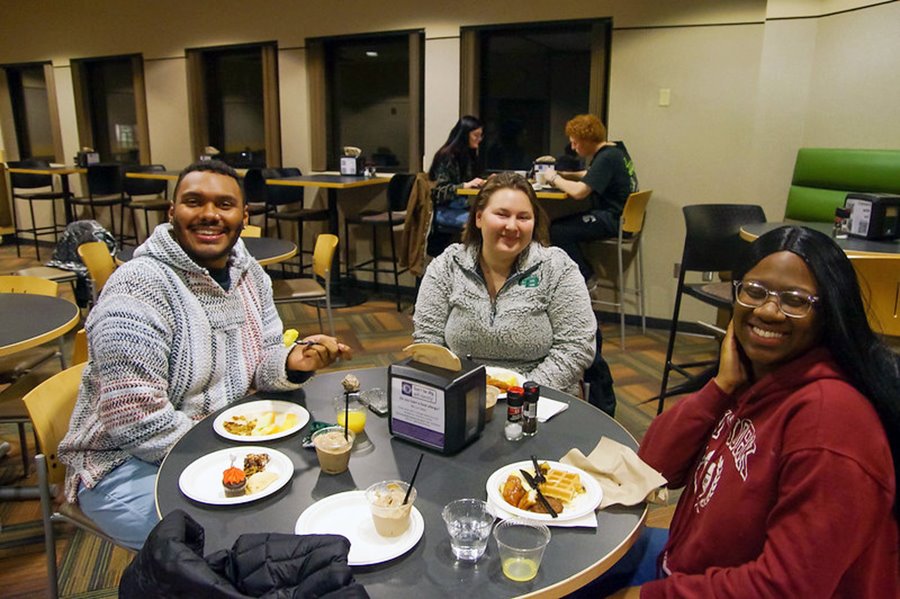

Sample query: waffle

[539,469,583,504]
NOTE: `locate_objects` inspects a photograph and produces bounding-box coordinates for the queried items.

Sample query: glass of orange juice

[334,394,367,435]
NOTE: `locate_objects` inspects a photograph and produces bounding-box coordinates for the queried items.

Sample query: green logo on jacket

[519,275,539,288]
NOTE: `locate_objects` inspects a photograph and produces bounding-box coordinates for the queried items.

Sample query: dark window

[203,47,266,168]
[322,33,421,172]
[471,21,610,171]
[5,64,54,161]
[82,57,139,163]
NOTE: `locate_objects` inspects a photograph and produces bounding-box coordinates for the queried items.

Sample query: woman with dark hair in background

[624,226,899,597]
[427,115,486,257]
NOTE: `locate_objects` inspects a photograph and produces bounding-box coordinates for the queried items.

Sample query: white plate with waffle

[486,460,602,522]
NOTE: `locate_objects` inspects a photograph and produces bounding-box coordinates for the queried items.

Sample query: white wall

[2,0,898,324]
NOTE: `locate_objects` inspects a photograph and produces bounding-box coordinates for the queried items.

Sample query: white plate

[213,400,310,442]
[486,460,602,522]
[179,447,293,506]
[485,366,525,399]
[295,490,424,566]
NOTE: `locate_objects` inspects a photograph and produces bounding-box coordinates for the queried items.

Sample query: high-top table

[155,367,646,598]
[740,221,900,257]
[266,174,390,307]
[115,236,297,268]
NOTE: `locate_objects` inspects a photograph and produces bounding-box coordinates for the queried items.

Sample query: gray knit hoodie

[413,242,596,394]
[59,224,300,501]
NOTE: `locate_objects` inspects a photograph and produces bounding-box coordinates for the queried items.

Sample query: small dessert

[243,453,270,477]
[341,373,360,393]
[223,466,247,497]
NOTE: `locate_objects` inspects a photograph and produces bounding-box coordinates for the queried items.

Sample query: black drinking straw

[343,391,349,440]
[403,453,424,505]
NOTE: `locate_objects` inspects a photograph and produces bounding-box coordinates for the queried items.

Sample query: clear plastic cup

[311,426,354,474]
[334,395,367,434]
[365,480,416,537]
[442,499,495,561]
[494,520,551,582]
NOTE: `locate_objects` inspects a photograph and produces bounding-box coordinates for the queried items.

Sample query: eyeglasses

[733,280,819,318]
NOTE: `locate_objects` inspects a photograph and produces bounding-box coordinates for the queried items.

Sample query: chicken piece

[502,475,526,508]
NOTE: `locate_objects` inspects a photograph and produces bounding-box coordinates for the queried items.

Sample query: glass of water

[442,499,495,561]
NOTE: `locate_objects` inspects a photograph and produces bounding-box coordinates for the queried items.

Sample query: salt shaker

[504,386,525,441]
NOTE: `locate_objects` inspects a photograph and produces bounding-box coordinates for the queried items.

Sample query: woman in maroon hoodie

[634,226,899,598]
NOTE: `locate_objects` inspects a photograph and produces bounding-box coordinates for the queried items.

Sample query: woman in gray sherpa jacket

[413,172,596,394]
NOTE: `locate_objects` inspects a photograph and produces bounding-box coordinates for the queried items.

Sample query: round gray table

[155,368,646,598]
[0,293,79,358]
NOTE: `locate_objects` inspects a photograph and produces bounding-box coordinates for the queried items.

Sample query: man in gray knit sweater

[59,161,349,549]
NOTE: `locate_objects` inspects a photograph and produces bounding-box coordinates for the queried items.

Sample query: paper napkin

[537,397,568,422]
[561,437,668,509]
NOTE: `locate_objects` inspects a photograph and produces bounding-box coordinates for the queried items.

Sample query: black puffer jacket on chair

[119,510,369,599]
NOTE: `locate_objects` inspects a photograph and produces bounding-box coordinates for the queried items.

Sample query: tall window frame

[0,61,64,162]
[307,30,424,173]
[461,19,611,171]
[71,54,150,164]
[186,42,281,168]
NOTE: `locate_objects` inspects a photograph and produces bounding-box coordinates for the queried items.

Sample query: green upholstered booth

[785,148,900,222]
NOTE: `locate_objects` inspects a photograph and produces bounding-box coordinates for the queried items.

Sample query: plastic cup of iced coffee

[365,480,416,537]
[311,426,355,474]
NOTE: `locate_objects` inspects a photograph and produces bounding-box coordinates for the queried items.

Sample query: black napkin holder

[388,357,486,455]
[340,156,365,176]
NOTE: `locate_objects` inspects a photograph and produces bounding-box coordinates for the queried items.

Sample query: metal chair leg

[637,237,647,334]
[28,199,42,261]
[616,232,625,350]
[36,454,60,599]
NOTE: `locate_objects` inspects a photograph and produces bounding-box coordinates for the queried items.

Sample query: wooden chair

[71,328,88,365]
[77,241,117,304]
[272,234,338,337]
[0,275,71,476]
[22,363,133,599]
[590,190,653,349]
[850,255,900,337]
[241,224,262,238]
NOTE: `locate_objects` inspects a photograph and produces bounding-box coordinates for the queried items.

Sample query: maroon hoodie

[640,347,898,598]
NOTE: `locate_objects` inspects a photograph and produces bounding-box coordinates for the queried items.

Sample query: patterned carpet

[0,263,718,596]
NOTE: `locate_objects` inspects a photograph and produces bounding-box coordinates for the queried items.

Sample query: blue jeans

[77,458,160,550]
[550,210,620,280]
[567,526,668,597]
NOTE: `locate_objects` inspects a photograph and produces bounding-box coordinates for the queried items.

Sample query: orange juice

[336,410,367,434]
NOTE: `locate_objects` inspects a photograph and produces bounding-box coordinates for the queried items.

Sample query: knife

[519,469,558,518]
